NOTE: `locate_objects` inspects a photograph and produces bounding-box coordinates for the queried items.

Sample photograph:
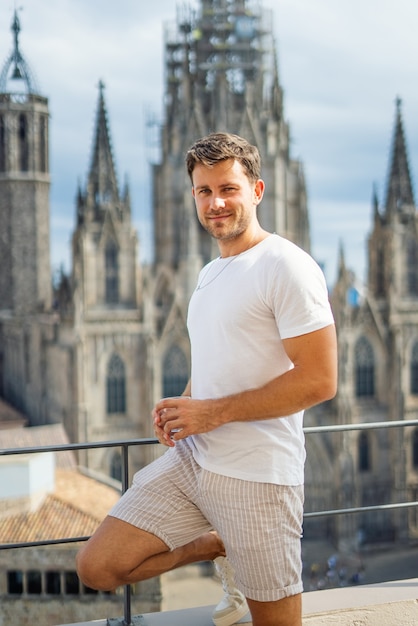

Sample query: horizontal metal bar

[304,500,418,518]
[3,502,417,551]
[2,419,417,457]
[0,437,159,457]
[0,536,90,550]
[304,419,418,434]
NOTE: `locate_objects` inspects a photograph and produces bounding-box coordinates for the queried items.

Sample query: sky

[1,0,418,287]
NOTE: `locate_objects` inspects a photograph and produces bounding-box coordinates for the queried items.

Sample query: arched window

[110,451,122,482]
[358,431,371,472]
[0,115,5,172]
[355,337,375,397]
[105,240,119,304]
[163,346,189,398]
[413,429,418,469]
[39,115,47,173]
[106,354,126,414]
[411,342,418,395]
[18,114,29,171]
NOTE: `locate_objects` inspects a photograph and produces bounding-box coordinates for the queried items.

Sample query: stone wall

[0,536,161,625]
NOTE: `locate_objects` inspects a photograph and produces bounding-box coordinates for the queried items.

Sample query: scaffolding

[164,0,273,114]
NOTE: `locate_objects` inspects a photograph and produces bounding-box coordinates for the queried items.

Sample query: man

[76,133,337,626]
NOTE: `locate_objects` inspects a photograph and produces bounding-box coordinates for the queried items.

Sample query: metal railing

[0,436,158,625]
[303,419,418,519]
[2,419,418,625]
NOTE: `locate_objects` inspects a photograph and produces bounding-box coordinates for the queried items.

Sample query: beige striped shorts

[110,439,304,601]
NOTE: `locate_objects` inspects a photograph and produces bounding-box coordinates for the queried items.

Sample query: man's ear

[254,179,265,204]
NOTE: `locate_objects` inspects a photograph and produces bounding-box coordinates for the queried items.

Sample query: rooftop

[0,423,119,544]
[0,468,119,542]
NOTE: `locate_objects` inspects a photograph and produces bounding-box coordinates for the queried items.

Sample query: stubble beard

[202,213,251,242]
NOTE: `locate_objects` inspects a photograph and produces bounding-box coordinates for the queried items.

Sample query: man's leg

[198,476,304,626]
[247,594,302,626]
[76,516,225,591]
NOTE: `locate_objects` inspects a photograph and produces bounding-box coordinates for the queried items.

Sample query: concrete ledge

[302,578,418,625]
[60,578,418,626]
[62,608,251,626]
[303,599,418,625]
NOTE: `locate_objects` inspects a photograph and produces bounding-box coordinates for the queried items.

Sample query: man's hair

[186,132,261,183]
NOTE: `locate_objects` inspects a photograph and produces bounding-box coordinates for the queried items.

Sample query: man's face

[191,159,264,242]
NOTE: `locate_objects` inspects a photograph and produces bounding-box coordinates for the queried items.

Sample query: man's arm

[153,324,337,446]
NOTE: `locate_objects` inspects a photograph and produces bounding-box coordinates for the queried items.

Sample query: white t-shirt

[186,234,334,485]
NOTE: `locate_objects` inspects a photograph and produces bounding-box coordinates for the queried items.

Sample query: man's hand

[152,396,221,446]
[151,325,337,446]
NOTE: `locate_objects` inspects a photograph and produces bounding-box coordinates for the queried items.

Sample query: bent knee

[76,545,119,591]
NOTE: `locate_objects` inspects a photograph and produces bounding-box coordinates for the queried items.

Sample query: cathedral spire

[372,183,379,214]
[86,80,119,210]
[384,97,415,215]
[270,38,284,121]
[371,182,382,226]
[337,239,346,279]
[0,9,39,95]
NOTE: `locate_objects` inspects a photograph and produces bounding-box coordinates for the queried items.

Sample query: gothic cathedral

[1,1,418,550]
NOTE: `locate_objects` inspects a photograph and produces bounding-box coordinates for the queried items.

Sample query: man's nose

[210,195,225,211]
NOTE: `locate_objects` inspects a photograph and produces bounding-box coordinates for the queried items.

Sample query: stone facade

[326,99,418,548]
[0,546,160,626]
[1,0,418,567]
[0,92,51,315]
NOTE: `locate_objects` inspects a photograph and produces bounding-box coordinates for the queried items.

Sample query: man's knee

[75,515,172,591]
[247,593,302,626]
[76,543,119,591]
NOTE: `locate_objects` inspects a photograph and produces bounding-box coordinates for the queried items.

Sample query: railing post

[121,443,130,495]
[121,443,132,626]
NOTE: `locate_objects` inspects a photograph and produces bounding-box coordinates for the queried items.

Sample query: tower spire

[0,9,39,95]
[86,80,119,211]
[384,97,415,215]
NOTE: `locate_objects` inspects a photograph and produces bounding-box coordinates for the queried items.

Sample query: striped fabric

[110,440,304,601]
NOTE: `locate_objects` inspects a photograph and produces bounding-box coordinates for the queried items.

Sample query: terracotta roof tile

[0,495,99,543]
[0,469,119,544]
[55,469,120,520]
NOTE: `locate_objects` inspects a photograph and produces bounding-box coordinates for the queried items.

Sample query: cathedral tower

[73,81,138,314]
[328,99,418,546]
[153,0,310,303]
[368,98,417,305]
[0,11,51,314]
[70,83,154,474]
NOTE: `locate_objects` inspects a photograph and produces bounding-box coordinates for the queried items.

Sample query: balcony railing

[1,419,418,626]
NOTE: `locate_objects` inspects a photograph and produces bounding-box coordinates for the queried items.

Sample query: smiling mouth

[208,213,231,220]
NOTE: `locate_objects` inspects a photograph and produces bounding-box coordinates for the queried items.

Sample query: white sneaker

[212,556,249,626]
